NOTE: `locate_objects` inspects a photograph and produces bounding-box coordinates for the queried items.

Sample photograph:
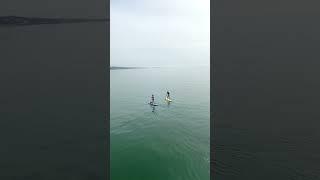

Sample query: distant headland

[110,66,144,70]
[110,66,159,70]
[0,16,109,26]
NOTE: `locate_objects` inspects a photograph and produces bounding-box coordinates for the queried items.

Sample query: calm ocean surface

[110,66,210,180]
[0,23,108,179]
[214,14,320,179]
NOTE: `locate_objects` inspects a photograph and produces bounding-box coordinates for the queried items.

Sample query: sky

[111,0,210,67]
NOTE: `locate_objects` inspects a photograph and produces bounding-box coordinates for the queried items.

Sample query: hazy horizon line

[110,64,209,68]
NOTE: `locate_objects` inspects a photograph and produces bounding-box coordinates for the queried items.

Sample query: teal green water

[111,66,210,180]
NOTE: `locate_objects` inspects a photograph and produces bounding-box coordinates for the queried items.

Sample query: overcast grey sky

[111,0,210,67]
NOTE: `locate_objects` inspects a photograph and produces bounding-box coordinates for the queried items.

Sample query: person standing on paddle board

[166,91,170,99]
[150,94,155,104]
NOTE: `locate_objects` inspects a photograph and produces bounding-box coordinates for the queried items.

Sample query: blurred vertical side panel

[0,0,109,179]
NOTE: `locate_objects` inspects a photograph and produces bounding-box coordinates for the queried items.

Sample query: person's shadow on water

[151,105,159,115]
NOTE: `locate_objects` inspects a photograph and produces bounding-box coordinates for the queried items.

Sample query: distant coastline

[0,16,109,26]
[110,66,158,70]
[110,66,145,70]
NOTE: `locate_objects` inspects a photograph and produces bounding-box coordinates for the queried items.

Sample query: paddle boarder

[166,91,170,99]
[150,94,155,104]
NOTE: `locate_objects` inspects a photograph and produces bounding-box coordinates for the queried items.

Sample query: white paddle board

[165,97,172,102]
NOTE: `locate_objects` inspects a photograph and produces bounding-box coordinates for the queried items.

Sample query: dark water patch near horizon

[0,16,108,26]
